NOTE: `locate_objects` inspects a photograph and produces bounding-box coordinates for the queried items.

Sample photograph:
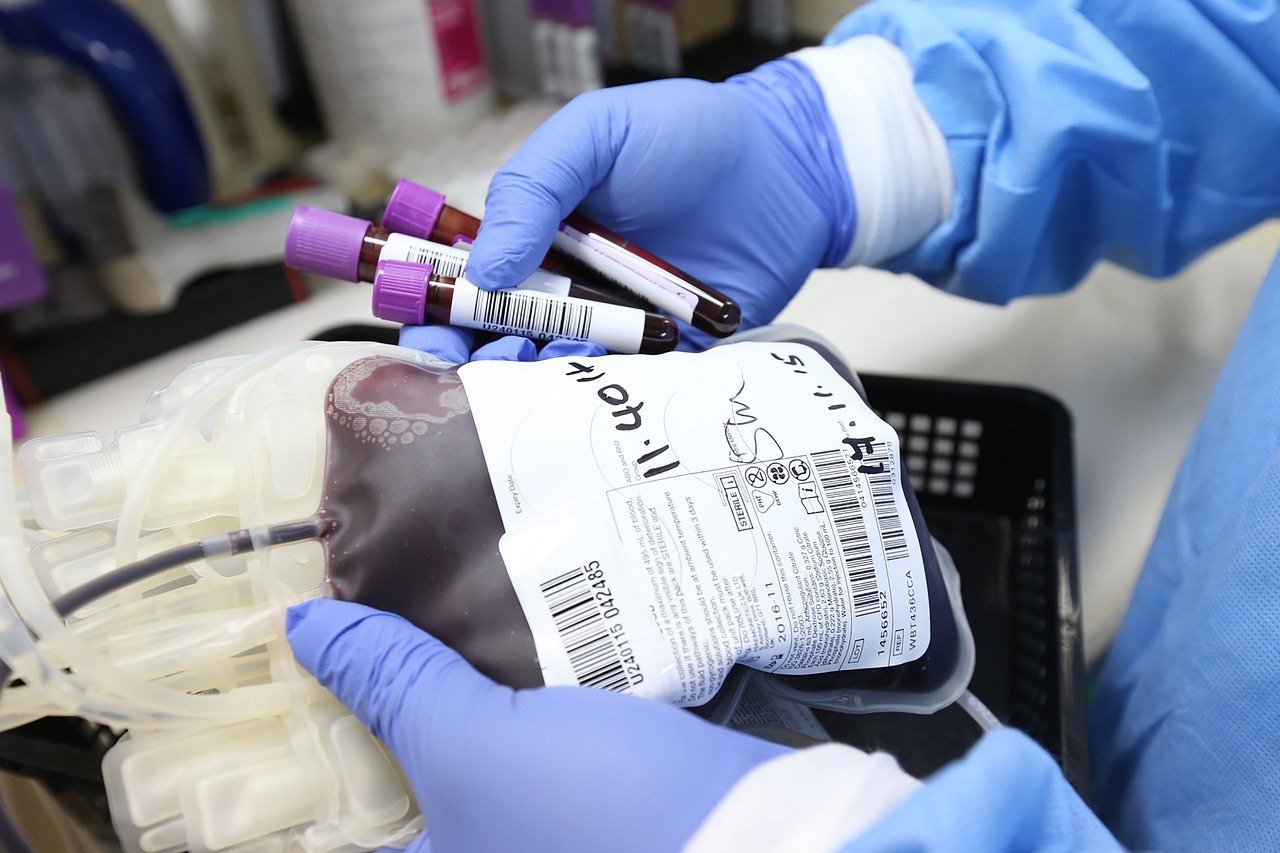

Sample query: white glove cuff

[683,743,921,853]
[792,36,954,267]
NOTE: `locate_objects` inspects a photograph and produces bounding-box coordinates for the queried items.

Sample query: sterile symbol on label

[744,466,767,489]
[719,473,754,531]
[753,491,778,513]
[766,462,789,485]
[788,459,811,481]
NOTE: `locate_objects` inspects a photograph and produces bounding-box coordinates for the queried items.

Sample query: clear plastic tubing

[285,207,678,354]
[0,422,289,727]
[15,347,314,723]
[381,179,742,337]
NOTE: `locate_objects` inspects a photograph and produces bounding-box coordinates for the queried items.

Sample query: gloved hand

[400,59,854,359]
[287,599,790,852]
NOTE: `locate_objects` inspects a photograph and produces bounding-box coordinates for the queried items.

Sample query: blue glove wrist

[727,58,857,269]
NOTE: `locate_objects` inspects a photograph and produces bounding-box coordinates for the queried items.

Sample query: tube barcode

[539,566,631,693]
[474,289,594,339]
[812,450,880,617]
[403,244,469,279]
[864,445,909,561]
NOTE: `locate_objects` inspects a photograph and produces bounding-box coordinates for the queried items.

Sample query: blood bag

[3,327,973,851]
[320,333,973,713]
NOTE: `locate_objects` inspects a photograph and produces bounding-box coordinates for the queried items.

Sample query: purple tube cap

[284,207,371,282]
[373,259,432,325]
[382,180,447,241]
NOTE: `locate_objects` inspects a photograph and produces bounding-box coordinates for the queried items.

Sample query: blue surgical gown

[827,1,1280,849]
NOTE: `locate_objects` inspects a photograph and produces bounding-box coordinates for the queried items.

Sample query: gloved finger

[375,833,432,853]
[466,91,624,291]
[398,324,477,364]
[471,335,539,362]
[537,339,606,360]
[676,323,715,353]
[386,838,432,853]
[286,599,498,760]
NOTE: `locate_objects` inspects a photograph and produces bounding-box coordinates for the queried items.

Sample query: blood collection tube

[381,180,596,287]
[381,180,742,337]
[288,206,638,307]
[372,259,676,354]
[284,207,677,354]
[443,231,640,309]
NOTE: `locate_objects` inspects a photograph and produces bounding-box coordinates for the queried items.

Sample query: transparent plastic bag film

[319,330,973,714]
[5,342,432,851]
[5,342,446,728]
[7,347,306,727]
[100,707,417,853]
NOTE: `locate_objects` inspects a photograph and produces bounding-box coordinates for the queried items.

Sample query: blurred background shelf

[2,0,1278,847]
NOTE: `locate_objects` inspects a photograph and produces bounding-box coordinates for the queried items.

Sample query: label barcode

[813,450,880,617]
[403,244,468,279]
[474,289,593,339]
[539,566,631,692]
[864,444,909,561]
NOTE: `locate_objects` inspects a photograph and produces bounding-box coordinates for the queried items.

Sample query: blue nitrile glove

[398,326,605,364]
[286,599,789,852]
[399,59,854,358]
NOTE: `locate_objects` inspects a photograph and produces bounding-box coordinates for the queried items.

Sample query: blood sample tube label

[552,227,699,322]
[385,232,573,295]
[385,233,470,278]
[450,279,644,353]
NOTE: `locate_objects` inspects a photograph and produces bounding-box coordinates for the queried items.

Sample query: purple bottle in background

[2,377,24,441]
[0,181,46,440]
[0,181,46,311]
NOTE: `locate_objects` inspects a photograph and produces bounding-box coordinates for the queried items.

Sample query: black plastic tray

[812,373,1088,798]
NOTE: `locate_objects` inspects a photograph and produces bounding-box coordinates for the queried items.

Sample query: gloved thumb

[466,92,622,291]
[286,599,500,761]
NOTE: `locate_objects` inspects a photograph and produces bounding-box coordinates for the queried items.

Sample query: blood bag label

[460,343,928,706]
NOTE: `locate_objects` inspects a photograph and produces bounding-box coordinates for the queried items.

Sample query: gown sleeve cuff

[683,743,921,853]
[791,36,953,268]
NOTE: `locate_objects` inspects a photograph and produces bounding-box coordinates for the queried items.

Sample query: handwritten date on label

[771,352,884,475]
[565,361,680,478]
